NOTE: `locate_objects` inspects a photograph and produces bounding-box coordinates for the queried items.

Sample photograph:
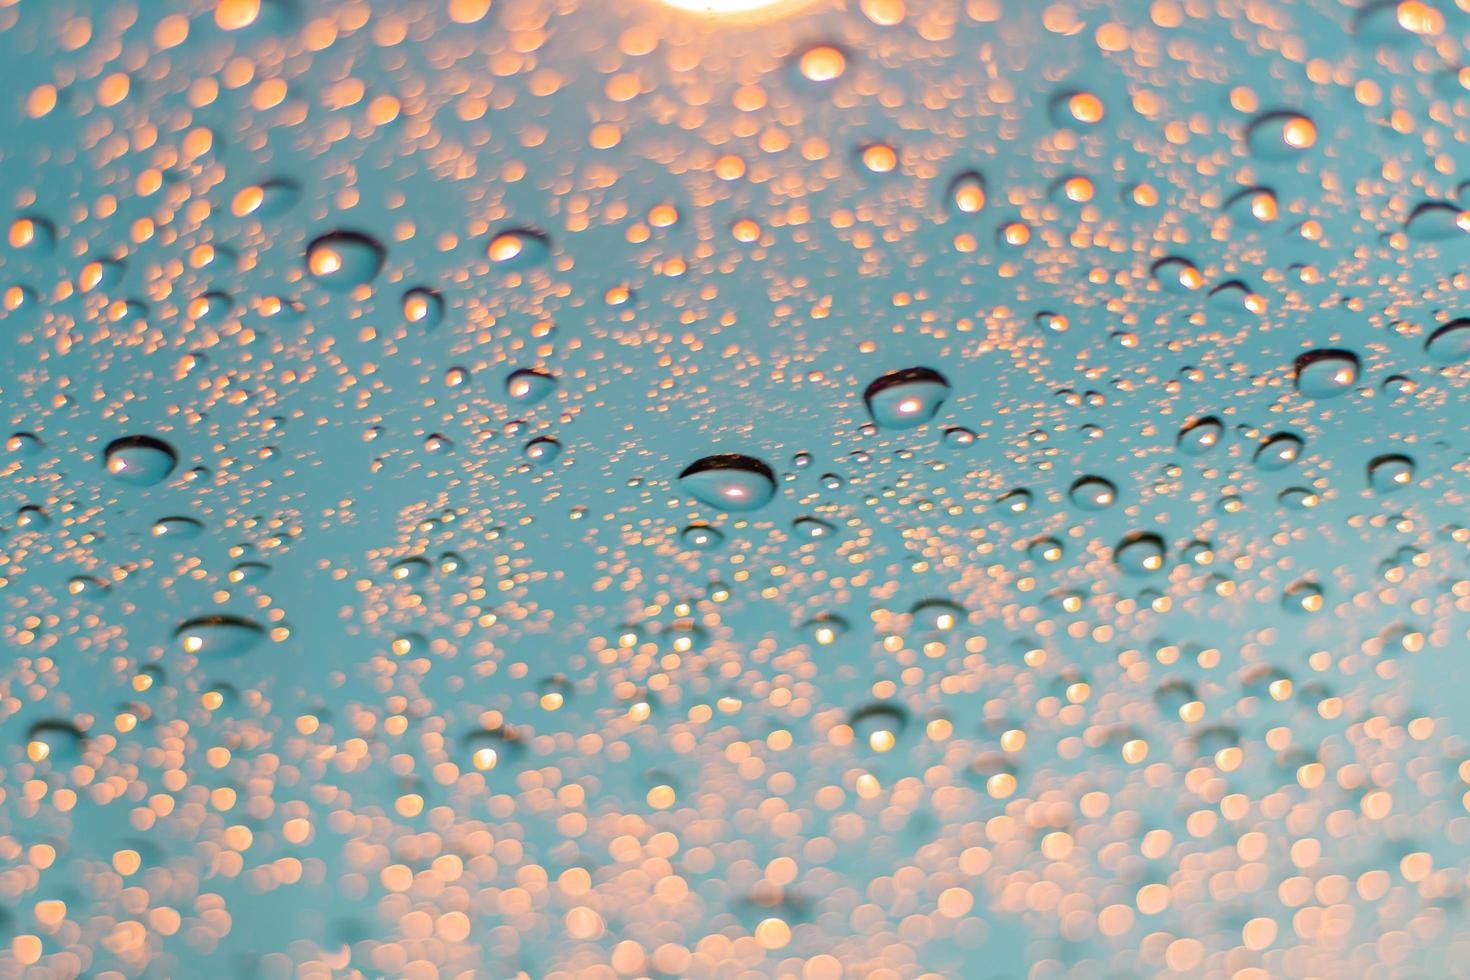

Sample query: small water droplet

[680,523,724,550]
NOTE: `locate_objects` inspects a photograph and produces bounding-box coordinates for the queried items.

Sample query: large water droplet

[1068,476,1117,511]
[175,615,266,657]
[402,287,445,329]
[306,231,384,290]
[1246,111,1318,160]
[1115,532,1166,576]
[1404,202,1469,244]
[103,436,178,486]
[863,367,950,429]
[1176,417,1224,456]
[679,454,777,512]
[1425,319,1470,363]
[487,228,551,269]
[910,599,963,631]
[1368,453,1415,493]
[152,516,203,540]
[1294,349,1360,398]
[506,369,557,406]
[1254,433,1304,471]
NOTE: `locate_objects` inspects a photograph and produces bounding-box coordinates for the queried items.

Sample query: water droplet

[1282,580,1325,613]
[1068,476,1117,510]
[803,613,849,645]
[910,599,963,631]
[679,454,777,512]
[1051,90,1104,127]
[15,506,50,531]
[487,227,551,269]
[856,142,899,175]
[793,516,835,540]
[1278,487,1319,510]
[26,720,84,764]
[464,725,523,771]
[849,702,909,752]
[391,632,429,657]
[523,437,561,465]
[1115,532,1166,576]
[306,231,384,290]
[174,615,266,657]
[1246,111,1318,160]
[795,44,847,83]
[152,516,203,539]
[1425,319,1470,363]
[1222,186,1279,224]
[67,575,110,597]
[1254,433,1304,471]
[1404,202,1469,243]
[946,171,987,215]
[1368,453,1416,493]
[79,257,125,292]
[680,523,724,550]
[863,367,949,429]
[943,426,976,446]
[103,436,178,486]
[1176,417,1224,456]
[6,432,42,456]
[390,557,433,583]
[506,369,557,405]
[996,488,1033,516]
[1151,256,1204,293]
[232,179,300,218]
[1294,349,1360,398]
[402,287,445,329]
[228,561,271,584]
[8,215,55,251]
[1029,536,1065,563]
